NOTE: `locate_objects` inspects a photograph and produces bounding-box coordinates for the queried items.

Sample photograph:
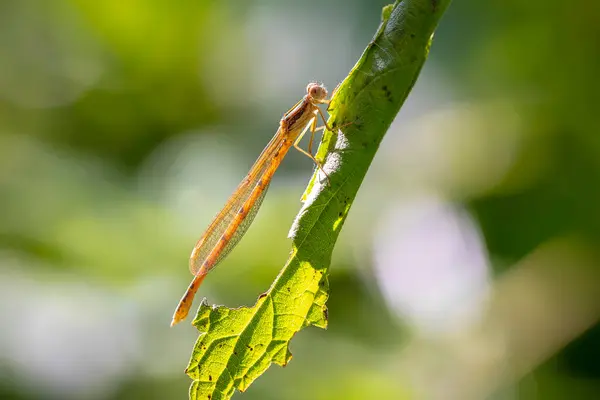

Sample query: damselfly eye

[306,83,327,102]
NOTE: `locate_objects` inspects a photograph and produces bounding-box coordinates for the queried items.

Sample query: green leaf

[185,1,451,398]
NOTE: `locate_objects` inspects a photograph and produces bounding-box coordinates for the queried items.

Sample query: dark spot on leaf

[208,395,212,400]
[238,206,245,214]
[247,345,253,351]
[324,307,329,320]
[234,351,238,355]
[382,85,393,103]
[209,375,212,381]
[286,287,291,292]
[258,292,267,300]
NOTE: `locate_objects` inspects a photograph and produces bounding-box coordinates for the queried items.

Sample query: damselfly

[171,83,335,326]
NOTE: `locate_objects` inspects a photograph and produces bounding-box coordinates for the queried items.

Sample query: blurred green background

[1,0,599,399]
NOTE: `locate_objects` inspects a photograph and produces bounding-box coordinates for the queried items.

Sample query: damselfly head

[306,82,328,103]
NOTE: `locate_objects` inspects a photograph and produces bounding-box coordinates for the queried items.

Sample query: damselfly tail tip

[170,309,186,327]
[170,316,179,327]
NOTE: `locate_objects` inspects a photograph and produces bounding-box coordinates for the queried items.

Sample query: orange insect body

[171,83,331,326]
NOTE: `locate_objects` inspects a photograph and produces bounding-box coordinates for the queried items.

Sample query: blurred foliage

[1,0,599,399]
